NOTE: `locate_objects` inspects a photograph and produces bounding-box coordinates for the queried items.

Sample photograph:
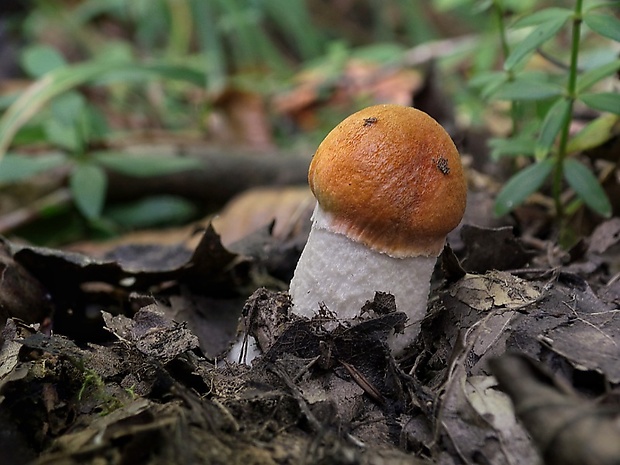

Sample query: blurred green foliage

[474,0,619,220]
[0,0,618,242]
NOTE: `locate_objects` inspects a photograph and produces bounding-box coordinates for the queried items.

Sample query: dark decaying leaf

[168,292,246,358]
[9,223,244,293]
[539,274,620,384]
[0,240,55,333]
[398,264,620,464]
[587,217,620,255]
[491,354,620,465]
[460,225,534,273]
[4,224,248,348]
[102,305,199,364]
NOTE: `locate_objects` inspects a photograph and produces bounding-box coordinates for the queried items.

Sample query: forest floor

[1,184,619,464]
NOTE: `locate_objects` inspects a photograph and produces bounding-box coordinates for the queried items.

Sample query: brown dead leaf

[272,58,423,130]
[451,270,542,311]
[434,363,540,465]
[207,89,274,149]
[212,186,314,247]
[541,307,620,383]
[587,218,620,274]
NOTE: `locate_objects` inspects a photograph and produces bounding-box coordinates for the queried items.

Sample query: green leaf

[505,17,569,71]
[51,92,86,125]
[579,92,620,114]
[535,98,572,160]
[563,158,612,217]
[44,119,82,153]
[494,79,564,100]
[585,1,620,10]
[567,114,619,153]
[511,8,573,28]
[494,159,554,216]
[70,163,107,219]
[0,153,68,183]
[79,105,109,144]
[11,125,47,146]
[20,45,67,78]
[576,59,620,93]
[93,152,203,177]
[584,12,620,41]
[469,71,510,99]
[489,138,536,159]
[105,195,197,228]
[468,71,506,88]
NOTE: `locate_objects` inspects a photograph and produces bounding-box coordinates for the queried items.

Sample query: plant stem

[552,0,583,219]
[492,0,519,135]
[493,0,511,61]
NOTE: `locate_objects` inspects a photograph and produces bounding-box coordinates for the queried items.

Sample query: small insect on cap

[309,104,467,258]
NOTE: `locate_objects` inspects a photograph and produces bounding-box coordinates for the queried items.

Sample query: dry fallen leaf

[211,186,314,247]
[451,270,542,311]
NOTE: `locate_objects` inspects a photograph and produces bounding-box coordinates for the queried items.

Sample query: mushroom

[289,104,467,353]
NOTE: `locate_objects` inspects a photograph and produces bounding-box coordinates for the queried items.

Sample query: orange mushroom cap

[309,104,467,258]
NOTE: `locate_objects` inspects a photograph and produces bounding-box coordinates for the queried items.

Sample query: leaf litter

[1,216,620,464]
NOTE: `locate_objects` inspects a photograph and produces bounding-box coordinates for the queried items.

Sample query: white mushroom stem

[289,205,438,353]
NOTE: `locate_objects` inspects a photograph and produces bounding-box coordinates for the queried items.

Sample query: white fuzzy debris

[227,334,261,365]
[289,205,438,353]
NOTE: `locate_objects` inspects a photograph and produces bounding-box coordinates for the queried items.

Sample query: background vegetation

[0,0,618,245]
